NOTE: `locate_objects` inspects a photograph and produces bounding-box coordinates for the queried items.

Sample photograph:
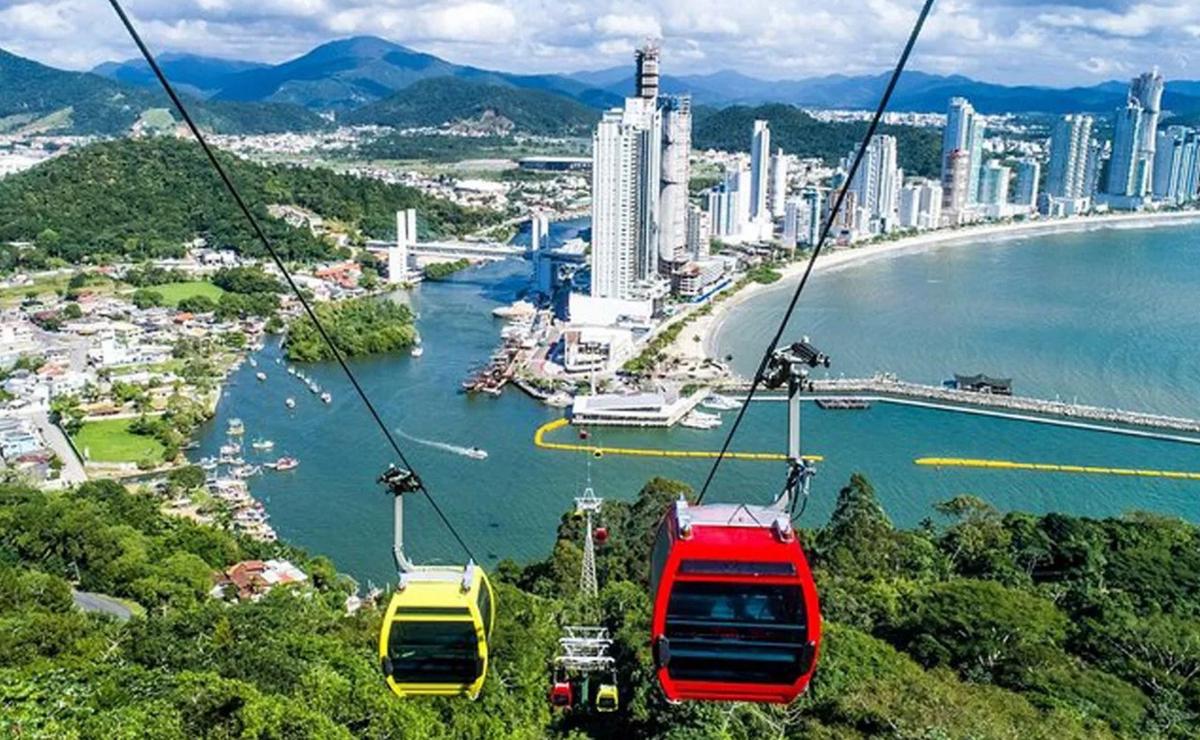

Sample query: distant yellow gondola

[595,681,619,712]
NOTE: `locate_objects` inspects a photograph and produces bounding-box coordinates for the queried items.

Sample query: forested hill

[342,77,601,136]
[0,48,325,136]
[0,137,499,263]
[694,104,943,178]
[3,471,1198,737]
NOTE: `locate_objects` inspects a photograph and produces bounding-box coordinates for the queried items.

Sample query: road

[28,411,87,485]
[72,589,134,621]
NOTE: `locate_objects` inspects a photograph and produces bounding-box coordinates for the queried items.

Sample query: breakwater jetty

[738,374,1200,442]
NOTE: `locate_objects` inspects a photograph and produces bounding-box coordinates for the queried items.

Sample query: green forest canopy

[285,297,417,362]
[0,137,501,264]
[2,471,1198,738]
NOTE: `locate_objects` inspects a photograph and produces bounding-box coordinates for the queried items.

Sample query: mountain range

[92,36,1200,118]
[9,34,1200,139]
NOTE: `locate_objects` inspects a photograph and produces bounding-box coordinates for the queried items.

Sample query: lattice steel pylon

[575,487,603,600]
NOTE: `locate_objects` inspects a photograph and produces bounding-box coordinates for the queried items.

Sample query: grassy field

[73,418,166,464]
[152,281,225,307]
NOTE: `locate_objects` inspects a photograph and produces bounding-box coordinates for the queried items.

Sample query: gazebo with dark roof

[953,374,1013,395]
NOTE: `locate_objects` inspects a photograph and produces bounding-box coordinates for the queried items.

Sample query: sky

[1,0,1198,86]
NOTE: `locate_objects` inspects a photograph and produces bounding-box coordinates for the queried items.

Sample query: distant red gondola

[594,527,609,545]
[649,499,821,703]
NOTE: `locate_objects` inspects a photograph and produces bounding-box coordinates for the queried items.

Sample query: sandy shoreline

[682,209,1200,363]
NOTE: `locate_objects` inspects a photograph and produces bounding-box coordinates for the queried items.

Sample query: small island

[423,258,471,281]
[284,297,417,362]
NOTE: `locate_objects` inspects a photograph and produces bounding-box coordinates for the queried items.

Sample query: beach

[679,209,1200,364]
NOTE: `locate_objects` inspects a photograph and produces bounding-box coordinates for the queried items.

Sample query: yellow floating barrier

[915,457,1200,481]
[533,418,823,463]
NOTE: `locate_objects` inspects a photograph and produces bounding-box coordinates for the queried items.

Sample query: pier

[739,375,1200,443]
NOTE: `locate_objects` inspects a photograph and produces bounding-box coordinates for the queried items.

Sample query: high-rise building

[591,95,662,301]
[1084,140,1107,198]
[1152,126,1196,203]
[1181,131,1200,203]
[1131,70,1165,171]
[658,95,692,265]
[769,149,789,219]
[846,134,900,234]
[898,179,943,229]
[783,187,824,250]
[1012,159,1040,209]
[634,44,660,100]
[1105,71,1165,204]
[978,161,1011,206]
[1107,99,1148,198]
[750,120,771,221]
[942,97,985,208]
[942,149,971,219]
[685,203,711,259]
[1046,115,1093,200]
[706,164,750,239]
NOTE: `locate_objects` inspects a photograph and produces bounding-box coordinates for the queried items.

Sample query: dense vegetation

[2,471,1198,738]
[423,258,471,281]
[694,103,943,178]
[343,77,600,136]
[357,133,588,163]
[0,138,499,263]
[285,297,417,362]
[0,49,324,136]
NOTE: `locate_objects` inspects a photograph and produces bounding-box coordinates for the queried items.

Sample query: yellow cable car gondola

[595,678,619,712]
[377,466,496,699]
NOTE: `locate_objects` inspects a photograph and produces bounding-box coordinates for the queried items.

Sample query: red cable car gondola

[594,526,609,545]
[550,667,574,709]
[649,499,820,703]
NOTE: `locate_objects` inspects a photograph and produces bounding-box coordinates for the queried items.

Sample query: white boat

[411,346,425,358]
[199,457,218,471]
[492,300,537,320]
[269,456,300,471]
[230,465,261,479]
[219,442,241,456]
[679,412,723,430]
[701,394,742,411]
[226,418,245,436]
[255,371,267,381]
[287,366,296,376]
[545,392,572,408]
[465,447,488,460]
[285,398,296,409]
[251,439,275,451]
[320,392,332,404]
[248,357,257,368]
[309,382,320,394]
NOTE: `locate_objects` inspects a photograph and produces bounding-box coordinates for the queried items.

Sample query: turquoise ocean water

[194,220,1200,584]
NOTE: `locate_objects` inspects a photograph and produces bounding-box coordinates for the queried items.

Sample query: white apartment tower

[750,120,771,221]
[591,96,662,300]
[847,134,900,234]
[658,95,692,265]
[769,149,789,219]
[1046,115,1093,200]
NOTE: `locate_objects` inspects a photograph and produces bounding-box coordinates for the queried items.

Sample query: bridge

[366,239,524,262]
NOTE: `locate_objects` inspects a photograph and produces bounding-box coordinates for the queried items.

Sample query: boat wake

[396,430,488,460]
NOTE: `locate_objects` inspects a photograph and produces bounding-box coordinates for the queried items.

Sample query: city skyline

[4,1,1200,88]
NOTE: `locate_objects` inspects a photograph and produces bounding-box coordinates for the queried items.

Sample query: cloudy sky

[1,0,1198,86]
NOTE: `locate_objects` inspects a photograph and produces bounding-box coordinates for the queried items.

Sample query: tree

[132,289,164,309]
[177,295,217,314]
[61,302,83,320]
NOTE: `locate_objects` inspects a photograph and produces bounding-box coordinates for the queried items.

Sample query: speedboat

[271,457,300,471]
[287,366,296,376]
[411,346,425,358]
[465,447,488,460]
[248,357,257,368]
[255,371,267,381]
[219,442,241,456]
[320,392,332,404]
[226,418,245,436]
[701,394,742,411]
[285,397,296,409]
[251,439,275,451]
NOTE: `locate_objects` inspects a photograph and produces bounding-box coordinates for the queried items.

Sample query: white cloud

[0,0,1197,86]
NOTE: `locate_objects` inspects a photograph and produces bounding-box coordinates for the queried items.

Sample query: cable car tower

[550,482,619,711]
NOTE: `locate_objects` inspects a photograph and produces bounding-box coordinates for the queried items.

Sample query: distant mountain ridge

[1,48,325,135]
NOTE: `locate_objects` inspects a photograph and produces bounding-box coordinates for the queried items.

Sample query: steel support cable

[105,0,477,562]
[696,0,938,504]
